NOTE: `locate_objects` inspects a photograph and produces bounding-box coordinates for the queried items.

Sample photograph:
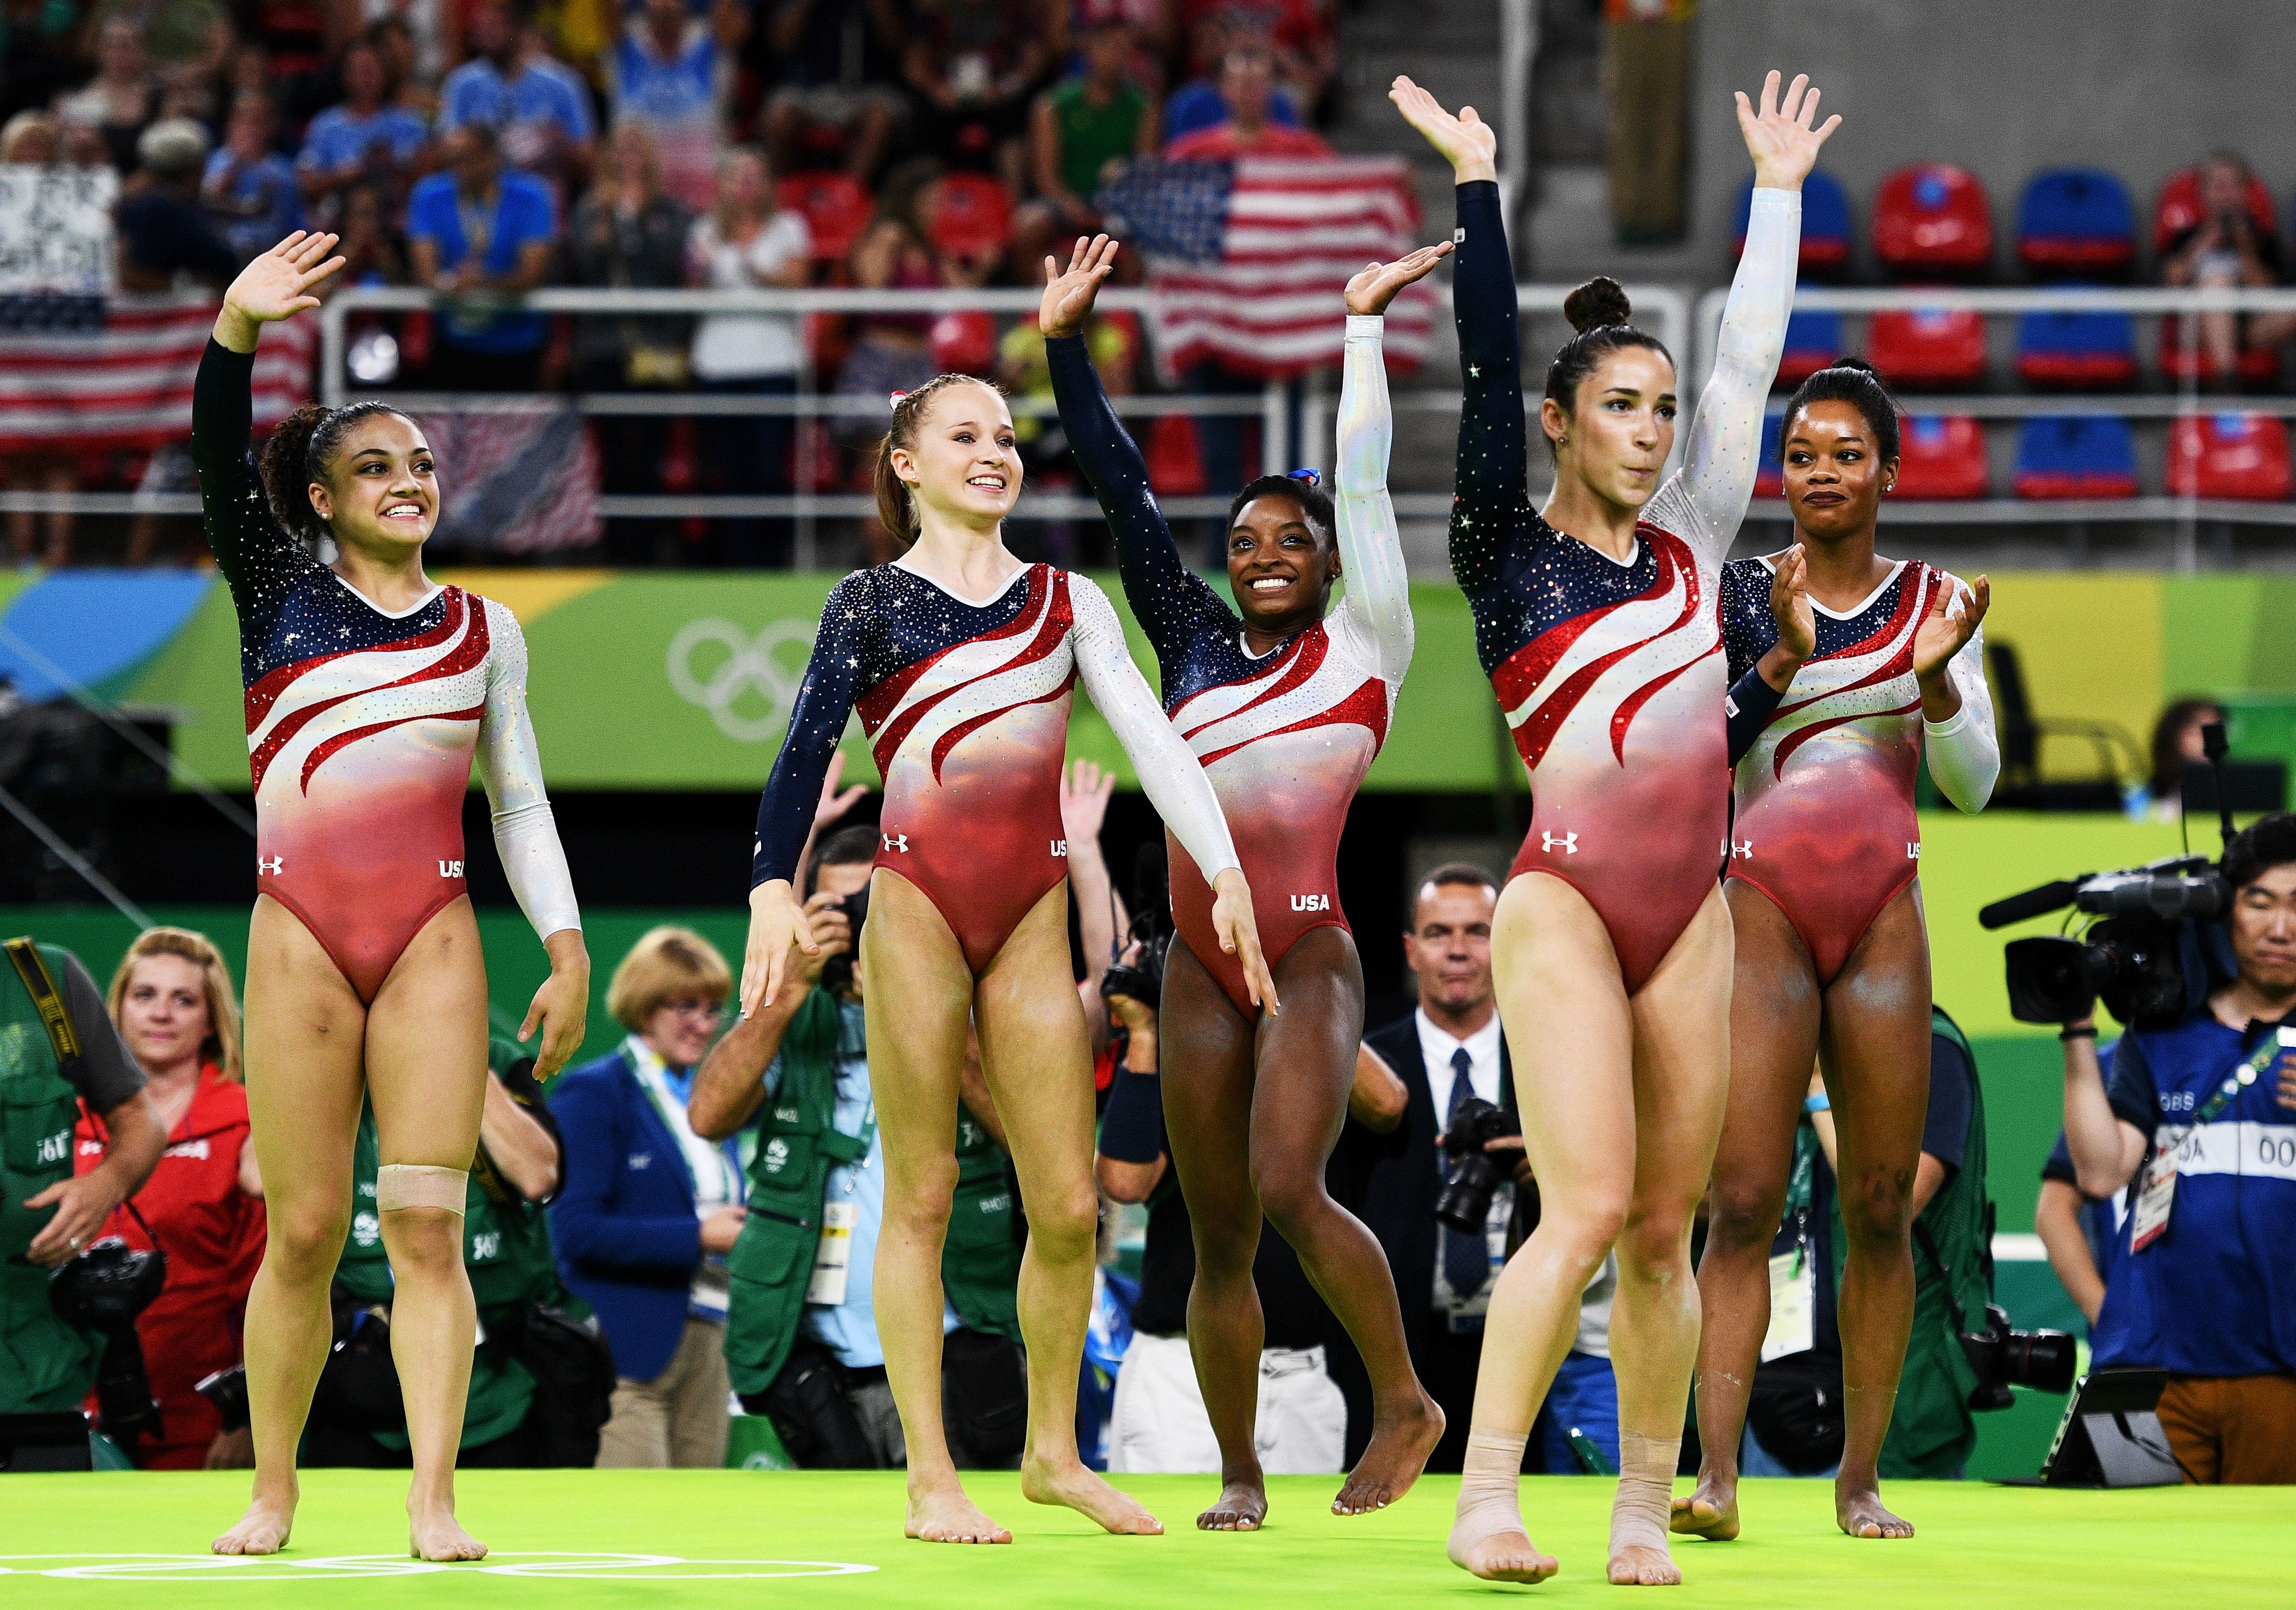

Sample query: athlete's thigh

[243,895,370,1214]
[1159,934,1259,1225]
[1625,882,1735,1217]
[971,877,1097,1200]
[1712,881,1823,1216]
[364,896,489,1169]
[1248,925,1364,1168]
[1818,883,1933,1195]
[1495,872,1637,1208]
[860,868,975,1180]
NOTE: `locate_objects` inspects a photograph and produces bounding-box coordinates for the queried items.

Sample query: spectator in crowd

[1163,41,1329,160]
[0,938,165,1426]
[297,38,429,225]
[1162,9,1304,145]
[53,12,159,173]
[0,0,85,123]
[550,928,749,1469]
[407,119,558,391]
[687,144,812,567]
[2062,811,2296,1484]
[567,120,692,565]
[832,172,939,460]
[1,110,79,566]
[119,118,239,290]
[332,181,408,284]
[2035,1132,2114,1330]
[903,0,1056,195]
[1178,0,1334,118]
[1072,0,1175,98]
[2139,697,2228,821]
[757,0,906,183]
[693,824,1029,1470]
[1026,16,1157,238]
[202,93,304,263]
[365,14,440,118]
[244,0,334,125]
[78,930,263,1471]
[2162,151,2296,384]
[0,103,54,159]
[361,0,460,98]
[606,0,746,213]
[439,0,595,196]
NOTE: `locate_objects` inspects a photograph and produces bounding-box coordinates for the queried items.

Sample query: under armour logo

[1051,839,1069,857]
[1732,840,1754,859]
[439,860,464,878]
[1541,831,1577,855]
[1291,894,1330,911]
[256,855,284,875]
[882,832,909,854]
[1906,842,1922,859]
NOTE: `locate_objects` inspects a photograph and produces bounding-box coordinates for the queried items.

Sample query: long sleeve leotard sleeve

[1447,180,1531,597]
[192,337,325,621]
[477,602,582,940]
[1332,312,1414,682]
[1045,331,1233,679]
[1068,576,1241,880]
[1924,581,1999,811]
[1671,187,1801,556]
[750,573,866,889]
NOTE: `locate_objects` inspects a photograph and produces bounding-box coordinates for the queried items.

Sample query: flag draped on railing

[1097,155,1436,379]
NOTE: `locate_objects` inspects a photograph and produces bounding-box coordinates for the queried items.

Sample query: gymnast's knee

[1837,1165,1915,1257]
[264,1199,352,1276]
[1704,1173,1793,1258]
[1247,1153,1334,1243]
[1025,1176,1101,1263]
[884,1154,960,1231]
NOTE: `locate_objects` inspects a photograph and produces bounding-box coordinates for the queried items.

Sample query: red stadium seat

[2159,320,2283,388]
[1146,413,1208,496]
[928,173,1015,260]
[929,310,998,378]
[1892,415,1990,500]
[1872,164,1994,278]
[776,173,874,265]
[2167,412,2294,501]
[1866,305,1989,387]
[2152,165,2276,257]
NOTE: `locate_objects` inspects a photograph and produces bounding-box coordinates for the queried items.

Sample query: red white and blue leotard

[1450,179,1799,991]
[1721,556,1997,983]
[191,341,581,1002]
[1047,316,1412,1014]
[751,561,1241,973]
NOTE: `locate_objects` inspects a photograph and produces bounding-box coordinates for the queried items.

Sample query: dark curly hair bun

[1827,356,1882,376]
[1563,275,1633,334]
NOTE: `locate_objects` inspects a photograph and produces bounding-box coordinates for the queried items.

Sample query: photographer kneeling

[692,826,1026,1469]
[2062,813,2296,1485]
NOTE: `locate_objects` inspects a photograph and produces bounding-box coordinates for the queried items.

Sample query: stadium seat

[1754,405,1786,499]
[2159,319,2282,388]
[1872,164,1994,277]
[2015,305,2138,388]
[2166,411,2295,501]
[1892,414,1990,499]
[1146,413,1209,496]
[1866,305,1989,387]
[927,173,1015,261]
[2017,168,2136,276]
[1734,171,1852,275]
[1777,308,1841,387]
[2152,164,2276,257]
[928,310,998,378]
[776,173,873,265]
[2013,416,2140,499]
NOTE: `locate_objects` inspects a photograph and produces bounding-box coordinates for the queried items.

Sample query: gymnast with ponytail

[195,234,588,1560]
[1392,71,1833,1585]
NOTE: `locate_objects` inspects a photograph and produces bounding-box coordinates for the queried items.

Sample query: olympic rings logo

[0,1553,878,1582]
[665,617,819,743]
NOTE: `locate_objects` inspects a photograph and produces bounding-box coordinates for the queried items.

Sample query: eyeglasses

[661,999,725,1020]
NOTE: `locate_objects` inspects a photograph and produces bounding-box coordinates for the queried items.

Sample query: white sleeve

[477,601,582,940]
[1681,186,1800,556]
[1332,313,1414,686]
[1923,580,1998,812]
[1067,575,1241,880]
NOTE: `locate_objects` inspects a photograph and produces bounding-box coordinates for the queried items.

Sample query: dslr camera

[48,1236,166,1443]
[1100,844,1173,1010]
[1435,1096,1520,1235]
[817,886,868,999]
[1960,1301,2077,1409]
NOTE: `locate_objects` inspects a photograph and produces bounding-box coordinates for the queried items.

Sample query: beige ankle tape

[376,1164,468,1215]
[1610,1430,1681,1558]
[1450,1426,1530,1540]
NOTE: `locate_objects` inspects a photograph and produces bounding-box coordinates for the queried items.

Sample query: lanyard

[2197,1027,2287,1128]
[628,1042,743,1205]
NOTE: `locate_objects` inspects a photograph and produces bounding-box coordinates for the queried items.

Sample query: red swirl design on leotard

[857,567,1075,781]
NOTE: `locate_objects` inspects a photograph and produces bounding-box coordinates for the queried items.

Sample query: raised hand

[814,750,870,834]
[216,232,347,352]
[1913,572,1989,684]
[1735,70,1841,193]
[1060,758,1116,845]
[1769,543,1816,664]
[1389,76,1496,185]
[1041,234,1120,340]
[1344,241,1455,317]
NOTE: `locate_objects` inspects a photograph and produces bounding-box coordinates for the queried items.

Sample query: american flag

[420,405,601,555]
[1098,156,1436,379]
[0,290,313,451]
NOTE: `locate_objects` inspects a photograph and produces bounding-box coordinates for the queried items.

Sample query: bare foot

[1197,1477,1267,1532]
[1837,1486,1914,1540]
[1332,1390,1445,1515]
[408,1502,487,1563]
[1021,1455,1164,1535]
[1668,1473,1740,1541]
[1447,1527,1557,1584]
[906,1479,1013,1544]
[212,1495,295,1556]
[1608,1543,1682,1586]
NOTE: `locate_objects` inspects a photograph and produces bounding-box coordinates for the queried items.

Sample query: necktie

[1442,1046,1489,1300]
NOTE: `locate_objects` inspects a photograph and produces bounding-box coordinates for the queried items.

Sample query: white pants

[1107,1332,1347,1474]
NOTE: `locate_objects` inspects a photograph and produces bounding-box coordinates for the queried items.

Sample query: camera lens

[2006,1329,2078,1396]
[1434,1155,1501,1234]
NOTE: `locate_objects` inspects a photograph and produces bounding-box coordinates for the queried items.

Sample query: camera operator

[693,825,1026,1470]
[2061,812,2296,1484]
[1,937,165,1431]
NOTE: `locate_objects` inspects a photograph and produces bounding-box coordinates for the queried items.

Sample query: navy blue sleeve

[1449,179,1530,597]
[1095,1065,1167,1164]
[2041,1129,2077,1185]
[1725,662,1787,767]
[546,1073,704,1275]
[192,338,318,616]
[1922,1030,1975,1175]
[1045,331,1229,675]
[2101,1034,2157,1142]
[751,573,868,888]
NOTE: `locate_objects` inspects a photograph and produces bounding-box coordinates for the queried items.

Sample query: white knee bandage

[376,1164,468,1215]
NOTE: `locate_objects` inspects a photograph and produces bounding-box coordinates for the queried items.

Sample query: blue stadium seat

[1755,405,1786,499]
[1735,171,1851,275]
[2017,168,2136,276]
[2013,416,2139,500]
[2015,304,2138,389]
[1777,307,1841,387]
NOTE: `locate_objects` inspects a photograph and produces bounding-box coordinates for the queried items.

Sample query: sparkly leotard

[1720,555,1996,983]
[191,341,580,1002]
[1449,179,1797,991]
[1047,316,1411,1015]
[751,561,1241,973]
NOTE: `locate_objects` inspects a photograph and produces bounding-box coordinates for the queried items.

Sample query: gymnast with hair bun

[194,233,589,1562]
[1392,69,1833,1586]
[740,368,1275,1545]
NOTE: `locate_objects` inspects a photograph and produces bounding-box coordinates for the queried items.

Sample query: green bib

[0,943,102,1413]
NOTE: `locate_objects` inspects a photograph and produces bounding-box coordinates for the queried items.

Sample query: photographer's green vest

[334,1040,578,1450]
[1827,1006,1993,1480]
[0,942,101,1413]
[724,991,1022,1397]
